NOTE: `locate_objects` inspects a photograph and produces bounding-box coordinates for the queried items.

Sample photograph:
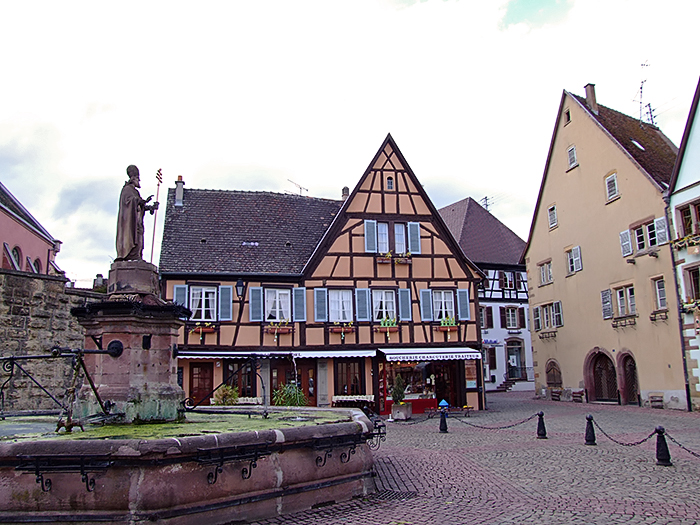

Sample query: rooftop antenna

[287,179,308,196]
[637,61,652,124]
[480,196,490,212]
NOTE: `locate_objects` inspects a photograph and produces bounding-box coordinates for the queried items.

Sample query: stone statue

[115,165,158,261]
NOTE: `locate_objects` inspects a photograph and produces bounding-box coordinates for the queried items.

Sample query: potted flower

[437,316,458,331]
[265,318,293,341]
[390,374,412,420]
[394,252,412,265]
[377,251,392,264]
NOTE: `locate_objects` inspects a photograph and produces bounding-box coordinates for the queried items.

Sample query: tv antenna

[287,179,308,196]
[636,61,656,125]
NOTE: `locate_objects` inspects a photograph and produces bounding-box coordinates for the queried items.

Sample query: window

[567,146,577,168]
[394,223,406,255]
[500,306,525,329]
[564,109,571,124]
[633,226,646,251]
[190,286,217,321]
[335,359,364,395]
[680,206,694,237]
[539,261,552,285]
[533,302,563,331]
[372,290,395,321]
[499,271,514,290]
[480,306,493,329]
[364,220,420,254]
[565,246,582,274]
[606,173,619,200]
[329,289,353,322]
[432,290,455,320]
[386,176,394,190]
[619,230,633,257]
[548,205,558,229]
[621,217,668,256]
[653,279,667,310]
[265,289,291,321]
[615,286,636,317]
[686,267,700,302]
[505,308,518,329]
[377,222,389,254]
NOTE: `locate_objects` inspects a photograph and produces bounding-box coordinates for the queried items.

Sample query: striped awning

[381,348,481,362]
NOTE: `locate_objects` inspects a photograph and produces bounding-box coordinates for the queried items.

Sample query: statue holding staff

[116,165,158,261]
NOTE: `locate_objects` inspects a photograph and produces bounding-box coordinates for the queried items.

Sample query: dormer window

[386,176,394,190]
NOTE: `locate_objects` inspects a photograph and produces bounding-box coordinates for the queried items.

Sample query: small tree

[272,383,308,406]
[213,384,239,406]
[391,374,405,404]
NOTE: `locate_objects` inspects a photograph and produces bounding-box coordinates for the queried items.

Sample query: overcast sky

[1,0,698,287]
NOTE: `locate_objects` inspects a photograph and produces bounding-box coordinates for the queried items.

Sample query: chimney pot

[175,176,185,207]
[341,186,349,201]
[584,83,599,115]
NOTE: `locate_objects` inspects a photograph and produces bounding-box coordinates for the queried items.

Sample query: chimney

[175,175,185,207]
[341,186,349,201]
[584,83,599,115]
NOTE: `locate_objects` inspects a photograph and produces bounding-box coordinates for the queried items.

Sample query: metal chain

[455,412,539,430]
[665,432,700,460]
[387,415,431,426]
[591,419,656,447]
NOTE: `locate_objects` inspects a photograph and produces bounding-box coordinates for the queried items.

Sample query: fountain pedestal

[72,300,186,423]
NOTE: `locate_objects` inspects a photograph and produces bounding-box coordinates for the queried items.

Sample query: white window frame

[329,289,353,322]
[566,246,582,274]
[567,145,577,168]
[535,302,563,331]
[505,307,518,329]
[533,306,542,331]
[548,205,558,229]
[539,261,552,285]
[372,289,396,322]
[377,222,390,254]
[634,226,646,251]
[190,286,217,322]
[432,290,455,320]
[394,223,407,255]
[265,289,291,322]
[654,279,667,310]
[605,173,619,200]
[616,286,636,317]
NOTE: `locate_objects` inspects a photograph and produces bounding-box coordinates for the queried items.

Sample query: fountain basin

[0,407,376,524]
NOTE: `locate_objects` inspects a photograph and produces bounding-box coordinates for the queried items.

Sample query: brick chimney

[584,83,599,115]
[175,175,185,207]
[341,186,349,201]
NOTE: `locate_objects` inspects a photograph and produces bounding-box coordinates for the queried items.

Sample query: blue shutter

[398,288,412,321]
[249,287,263,322]
[219,286,233,321]
[314,288,328,322]
[456,289,470,320]
[420,289,433,321]
[293,287,307,322]
[173,285,188,307]
[407,222,421,254]
[364,220,378,253]
[355,288,371,322]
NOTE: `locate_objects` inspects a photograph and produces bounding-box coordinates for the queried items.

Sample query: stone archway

[592,353,618,402]
[619,353,639,405]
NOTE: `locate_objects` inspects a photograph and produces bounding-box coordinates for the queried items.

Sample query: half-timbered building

[440,197,533,392]
[159,134,486,414]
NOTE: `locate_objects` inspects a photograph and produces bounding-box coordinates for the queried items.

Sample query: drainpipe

[664,195,693,412]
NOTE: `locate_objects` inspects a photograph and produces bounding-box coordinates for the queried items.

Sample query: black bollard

[655,426,672,466]
[585,414,596,446]
[439,408,448,433]
[536,411,547,439]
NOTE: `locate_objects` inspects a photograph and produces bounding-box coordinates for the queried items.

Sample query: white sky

[1,0,698,287]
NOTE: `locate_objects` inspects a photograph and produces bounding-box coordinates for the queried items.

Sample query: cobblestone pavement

[246,392,700,524]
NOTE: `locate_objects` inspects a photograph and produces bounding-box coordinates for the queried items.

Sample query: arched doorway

[545,360,562,388]
[620,354,639,405]
[593,353,618,401]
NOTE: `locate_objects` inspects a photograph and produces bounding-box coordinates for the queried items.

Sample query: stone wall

[0,269,105,412]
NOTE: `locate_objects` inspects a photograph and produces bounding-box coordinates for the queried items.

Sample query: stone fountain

[0,166,379,524]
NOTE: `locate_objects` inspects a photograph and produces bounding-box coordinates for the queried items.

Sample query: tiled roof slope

[0,181,55,242]
[439,197,525,265]
[159,188,342,275]
[572,94,678,188]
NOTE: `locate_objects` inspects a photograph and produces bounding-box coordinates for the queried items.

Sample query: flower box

[394,258,412,265]
[436,326,458,332]
[377,257,392,264]
[376,326,399,333]
[191,326,216,334]
[329,326,354,334]
[265,327,293,335]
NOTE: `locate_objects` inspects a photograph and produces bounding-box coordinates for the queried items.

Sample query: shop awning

[381,348,482,362]
[177,350,376,360]
[292,350,376,359]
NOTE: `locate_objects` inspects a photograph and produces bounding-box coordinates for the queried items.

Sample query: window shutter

[249,287,263,322]
[515,272,523,289]
[486,306,493,328]
[548,206,557,228]
[606,174,618,200]
[601,289,613,319]
[519,308,526,329]
[355,288,371,322]
[456,289,470,320]
[398,288,412,321]
[572,245,582,271]
[498,272,505,289]
[173,285,188,307]
[654,217,668,245]
[420,289,433,321]
[553,301,563,327]
[293,287,307,322]
[619,230,633,257]
[364,220,378,253]
[533,306,541,331]
[314,288,328,322]
[219,286,233,321]
[407,222,421,254]
[499,307,507,328]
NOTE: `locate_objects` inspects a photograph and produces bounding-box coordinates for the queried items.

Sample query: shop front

[377,348,484,415]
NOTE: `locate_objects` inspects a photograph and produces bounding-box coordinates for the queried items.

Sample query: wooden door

[190,362,214,406]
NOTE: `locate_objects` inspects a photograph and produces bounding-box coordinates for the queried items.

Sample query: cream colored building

[522,84,688,409]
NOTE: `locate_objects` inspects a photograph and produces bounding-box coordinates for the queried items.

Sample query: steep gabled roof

[0,181,57,244]
[159,189,342,276]
[439,197,525,266]
[669,77,700,194]
[571,94,678,189]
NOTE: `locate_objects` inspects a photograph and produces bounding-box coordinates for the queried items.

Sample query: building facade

[668,77,700,410]
[440,197,533,392]
[522,84,688,408]
[159,135,486,414]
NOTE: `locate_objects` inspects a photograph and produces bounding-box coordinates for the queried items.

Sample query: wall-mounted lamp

[236,278,245,300]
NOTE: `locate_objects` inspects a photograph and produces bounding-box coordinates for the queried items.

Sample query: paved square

[247,392,700,524]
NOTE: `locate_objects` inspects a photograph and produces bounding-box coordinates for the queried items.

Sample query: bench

[572,390,584,403]
[550,388,562,401]
[649,393,664,409]
[426,405,473,418]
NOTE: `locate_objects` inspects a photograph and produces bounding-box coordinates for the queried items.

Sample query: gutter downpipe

[664,195,693,412]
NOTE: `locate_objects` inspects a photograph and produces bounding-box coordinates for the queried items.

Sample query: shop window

[224,360,255,398]
[335,359,364,395]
